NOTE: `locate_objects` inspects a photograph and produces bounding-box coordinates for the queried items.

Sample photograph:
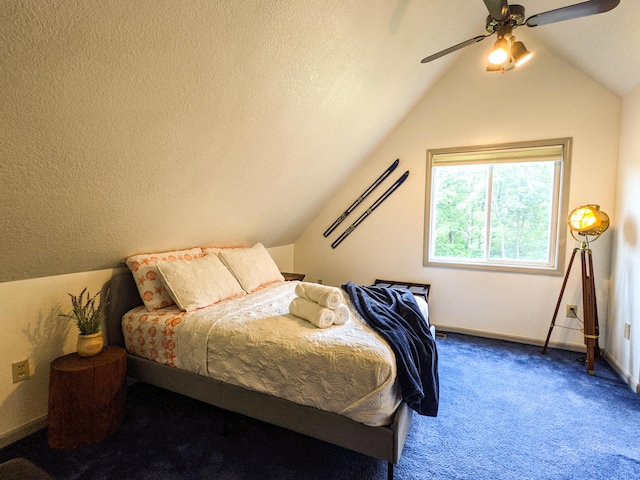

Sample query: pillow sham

[219,243,285,293]
[125,247,204,311]
[157,254,245,312]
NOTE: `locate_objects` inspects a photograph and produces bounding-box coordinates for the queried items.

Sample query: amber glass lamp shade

[488,37,509,65]
[511,41,533,67]
[568,204,610,239]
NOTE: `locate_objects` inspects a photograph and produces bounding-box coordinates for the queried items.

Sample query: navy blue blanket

[342,281,439,416]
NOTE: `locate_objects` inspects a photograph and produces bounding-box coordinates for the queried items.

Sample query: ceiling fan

[420,0,620,72]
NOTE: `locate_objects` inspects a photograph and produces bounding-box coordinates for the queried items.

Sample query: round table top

[50,345,126,371]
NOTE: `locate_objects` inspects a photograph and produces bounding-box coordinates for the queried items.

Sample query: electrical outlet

[12,359,30,383]
[624,322,631,339]
[566,305,578,318]
[317,278,323,284]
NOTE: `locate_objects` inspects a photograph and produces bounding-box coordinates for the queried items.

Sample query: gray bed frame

[105,271,414,480]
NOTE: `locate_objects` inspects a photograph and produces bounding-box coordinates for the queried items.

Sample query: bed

[104,245,436,480]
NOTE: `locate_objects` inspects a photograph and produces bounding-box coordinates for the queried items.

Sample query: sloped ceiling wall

[2,0,638,283]
[1,0,474,282]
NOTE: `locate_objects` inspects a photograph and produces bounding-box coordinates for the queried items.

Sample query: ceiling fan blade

[483,0,510,21]
[421,35,490,64]
[526,0,620,27]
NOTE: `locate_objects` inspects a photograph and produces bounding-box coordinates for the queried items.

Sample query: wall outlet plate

[566,305,578,318]
[12,359,30,383]
[624,322,631,339]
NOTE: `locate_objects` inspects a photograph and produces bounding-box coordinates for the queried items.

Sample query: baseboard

[435,324,640,393]
[601,350,640,393]
[433,324,585,352]
[0,416,47,449]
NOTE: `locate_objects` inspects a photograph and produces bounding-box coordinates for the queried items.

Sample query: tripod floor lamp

[542,204,610,375]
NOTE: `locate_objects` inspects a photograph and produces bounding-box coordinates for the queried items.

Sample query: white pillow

[202,245,247,256]
[219,243,285,293]
[156,254,245,311]
[125,247,204,311]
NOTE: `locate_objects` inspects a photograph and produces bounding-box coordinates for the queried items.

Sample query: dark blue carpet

[2,333,639,479]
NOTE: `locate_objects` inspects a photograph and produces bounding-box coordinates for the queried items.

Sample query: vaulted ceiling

[2,0,639,282]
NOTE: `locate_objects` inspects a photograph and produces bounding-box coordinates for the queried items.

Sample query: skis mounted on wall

[323,158,399,238]
[331,170,409,249]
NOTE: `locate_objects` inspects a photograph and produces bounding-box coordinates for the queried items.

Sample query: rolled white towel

[333,303,350,325]
[289,297,335,328]
[295,282,343,310]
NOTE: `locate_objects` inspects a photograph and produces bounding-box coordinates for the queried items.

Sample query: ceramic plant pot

[77,331,104,357]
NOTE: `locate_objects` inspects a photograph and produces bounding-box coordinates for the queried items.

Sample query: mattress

[123,281,429,426]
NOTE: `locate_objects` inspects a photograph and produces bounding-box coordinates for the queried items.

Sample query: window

[424,138,572,275]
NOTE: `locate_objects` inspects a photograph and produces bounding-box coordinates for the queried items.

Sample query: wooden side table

[48,346,127,449]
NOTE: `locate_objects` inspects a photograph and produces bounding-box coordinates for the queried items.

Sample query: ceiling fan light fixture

[488,37,509,65]
[512,40,533,67]
[419,0,620,75]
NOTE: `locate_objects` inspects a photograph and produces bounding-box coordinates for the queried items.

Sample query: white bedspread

[122,282,429,426]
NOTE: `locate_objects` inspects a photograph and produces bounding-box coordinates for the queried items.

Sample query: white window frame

[423,138,572,275]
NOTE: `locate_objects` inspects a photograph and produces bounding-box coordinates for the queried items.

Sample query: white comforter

[123,281,428,426]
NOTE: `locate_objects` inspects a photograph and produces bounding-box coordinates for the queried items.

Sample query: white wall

[0,244,293,446]
[0,269,116,447]
[295,41,621,351]
[607,83,640,391]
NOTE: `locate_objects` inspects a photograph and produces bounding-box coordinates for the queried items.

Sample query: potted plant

[61,288,106,357]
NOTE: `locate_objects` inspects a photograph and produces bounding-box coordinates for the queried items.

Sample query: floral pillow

[125,247,204,311]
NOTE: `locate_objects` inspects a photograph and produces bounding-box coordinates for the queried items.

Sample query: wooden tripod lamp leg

[581,248,598,375]
[543,248,578,354]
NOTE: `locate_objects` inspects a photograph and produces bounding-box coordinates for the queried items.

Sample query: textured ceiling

[1,0,639,282]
